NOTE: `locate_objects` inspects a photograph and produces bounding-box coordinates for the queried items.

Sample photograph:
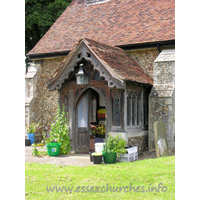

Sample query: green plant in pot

[27,123,41,145]
[42,105,71,156]
[102,133,126,163]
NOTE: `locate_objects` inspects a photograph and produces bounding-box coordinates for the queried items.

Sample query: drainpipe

[157,44,161,53]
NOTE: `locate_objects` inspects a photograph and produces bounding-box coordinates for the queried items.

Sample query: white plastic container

[95,143,105,153]
[119,146,138,162]
[126,147,138,154]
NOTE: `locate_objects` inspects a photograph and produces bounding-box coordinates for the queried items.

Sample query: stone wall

[128,135,148,151]
[25,61,41,136]
[126,48,159,78]
[25,57,64,140]
[149,49,175,151]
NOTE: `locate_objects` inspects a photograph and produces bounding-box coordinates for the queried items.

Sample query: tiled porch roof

[47,37,153,86]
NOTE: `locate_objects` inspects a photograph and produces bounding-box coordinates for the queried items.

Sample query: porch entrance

[75,89,106,153]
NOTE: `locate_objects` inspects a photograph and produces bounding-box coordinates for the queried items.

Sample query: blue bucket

[27,133,35,145]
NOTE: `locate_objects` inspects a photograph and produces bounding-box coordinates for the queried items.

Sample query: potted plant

[42,105,71,156]
[94,123,105,143]
[102,133,126,164]
[26,123,41,145]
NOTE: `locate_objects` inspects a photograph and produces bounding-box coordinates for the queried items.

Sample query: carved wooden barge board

[48,39,125,91]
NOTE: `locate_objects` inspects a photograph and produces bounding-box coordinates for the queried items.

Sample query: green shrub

[42,105,71,154]
[103,133,126,157]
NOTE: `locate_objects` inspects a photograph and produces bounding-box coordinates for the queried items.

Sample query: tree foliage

[25,0,72,67]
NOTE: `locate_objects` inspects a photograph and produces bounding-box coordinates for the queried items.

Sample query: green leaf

[42,104,71,154]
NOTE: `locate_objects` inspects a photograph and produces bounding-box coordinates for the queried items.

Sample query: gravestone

[154,121,168,157]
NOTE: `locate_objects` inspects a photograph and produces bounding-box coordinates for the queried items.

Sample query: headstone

[157,138,168,156]
[154,121,168,157]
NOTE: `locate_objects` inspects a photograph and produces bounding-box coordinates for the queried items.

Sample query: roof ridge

[85,0,110,6]
[84,37,124,52]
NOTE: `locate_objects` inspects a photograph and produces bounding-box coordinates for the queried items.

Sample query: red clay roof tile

[85,37,153,84]
[28,0,175,56]
[48,37,153,86]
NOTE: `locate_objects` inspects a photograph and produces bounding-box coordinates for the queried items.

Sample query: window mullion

[135,95,138,125]
[130,96,133,126]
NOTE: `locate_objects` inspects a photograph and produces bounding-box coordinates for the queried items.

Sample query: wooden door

[75,92,90,153]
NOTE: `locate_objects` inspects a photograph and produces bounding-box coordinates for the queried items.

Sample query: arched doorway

[75,88,106,153]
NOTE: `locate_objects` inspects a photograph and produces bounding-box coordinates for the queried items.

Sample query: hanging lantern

[76,63,89,85]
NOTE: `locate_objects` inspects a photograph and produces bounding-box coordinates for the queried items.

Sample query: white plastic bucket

[95,143,105,153]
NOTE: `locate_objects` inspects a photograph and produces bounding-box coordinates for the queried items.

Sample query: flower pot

[46,143,62,156]
[91,153,102,164]
[89,151,95,162]
[95,142,105,153]
[27,133,35,145]
[25,139,31,146]
[102,151,117,164]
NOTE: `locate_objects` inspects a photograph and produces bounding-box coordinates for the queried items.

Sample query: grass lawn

[25,156,175,200]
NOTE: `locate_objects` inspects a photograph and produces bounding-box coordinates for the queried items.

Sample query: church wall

[149,49,175,151]
[28,57,64,140]
[125,48,159,78]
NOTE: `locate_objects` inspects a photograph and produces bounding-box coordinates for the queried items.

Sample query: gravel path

[25,146,175,167]
[25,146,93,167]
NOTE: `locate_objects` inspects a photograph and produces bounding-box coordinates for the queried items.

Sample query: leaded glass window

[143,93,148,126]
[137,96,141,125]
[127,96,131,126]
[127,91,141,126]
[132,96,136,125]
[112,90,122,126]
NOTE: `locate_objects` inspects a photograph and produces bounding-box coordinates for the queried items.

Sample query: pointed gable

[47,37,153,90]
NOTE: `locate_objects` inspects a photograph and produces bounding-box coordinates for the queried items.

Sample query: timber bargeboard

[47,39,125,91]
